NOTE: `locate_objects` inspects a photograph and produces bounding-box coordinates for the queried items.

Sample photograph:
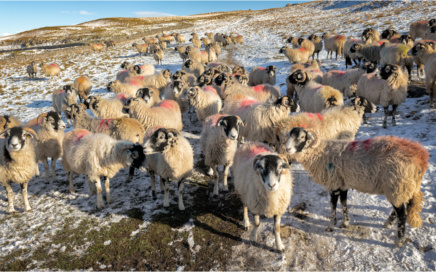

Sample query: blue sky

[0,1,308,37]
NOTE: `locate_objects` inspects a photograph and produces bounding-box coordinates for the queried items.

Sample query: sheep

[62,129,145,208]
[349,41,386,64]
[410,19,436,40]
[286,36,299,48]
[132,43,148,56]
[344,38,362,69]
[0,127,39,213]
[232,65,247,76]
[297,38,315,59]
[201,37,211,46]
[27,112,66,184]
[52,84,78,125]
[163,80,189,112]
[156,34,174,44]
[322,67,367,97]
[285,127,429,247]
[205,32,214,40]
[273,97,377,159]
[307,34,323,59]
[140,69,172,97]
[230,34,244,44]
[189,37,202,48]
[288,69,344,113]
[279,45,310,64]
[84,95,129,119]
[380,43,413,80]
[182,59,205,78]
[184,46,209,64]
[321,33,346,60]
[200,114,244,196]
[73,75,92,102]
[172,70,196,87]
[248,65,277,86]
[356,64,408,127]
[136,87,161,107]
[26,61,37,78]
[409,40,436,78]
[107,80,142,97]
[158,41,167,51]
[408,41,436,108]
[90,43,104,52]
[116,65,143,83]
[123,98,183,132]
[381,28,400,40]
[197,74,213,87]
[104,40,116,48]
[424,25,436,41]
[143,128,193,210]
[361,28,380,44]
[232,73,249,86]
[143,37,158,49]
[0,115,24,133]
[153,48,164,65]
[211,41,222,58]
[233,141,292,252]
[173,33,186,44]
[286,64,323,99]
[67,104,145,144]
[118,63,155,79]
[181,86,222,122]
[175,46,188,61]
[204,44,218,62]
[207,62,232,74]
[39,62,61,79]
[191,33,199,39]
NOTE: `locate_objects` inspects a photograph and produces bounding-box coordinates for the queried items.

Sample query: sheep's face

[381,29,394,40]
[279,46,287,54]
[217,116,244,141]
[276,96,300,113]
[62,84,74,93]
[214,73,229,86]
[286,36,295,43]
[186,87,199,100]
[130,144,147,171]
[106,81,113,92]
[400,35,413,45]
[429,19,436,27]
[297,38,305,45]
[133,65,142,75]
[120,61,130,69]
[197,75,211,87]
[42,111,65,131]
[233,74,248,85]
[288,70,309,85]
[163,69,172,79]
[352,97,377,114]
[253,154,290,192]
[363,62,377,74]
[350,43,361,53]
[67,104,85,119]
[84,96,98,110]
[308,34,317,41]
[408,42,435,57]
[184,60,193,68]
[172,81,187,96]
[285,127,315,154]
[361,28,374,41]
[380,64,399,80]
[267,65,277,78]
[0,127,36,152]
[172,70,186,81]
[233,66,246,75]
[143,128,177,154]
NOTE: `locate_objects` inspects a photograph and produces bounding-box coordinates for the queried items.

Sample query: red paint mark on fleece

[116,93,128,103]
[203,86,217,94]
[73,130,90,143]
[98,119,112,129]
[377,41,384,45]
[239,99,258,109]
[312,69,322,73]
[201,51,208,56]
[163,35,172,38]
[299,47,307,52]
[312,85,323,91]
[247,146,270,159]
[209,114,225,126]
[349,141,358,153]
[129,80,142,86]
[160,100,175,109]
[363,139,371,151]
[258,67,266,71]
[49,63,59,67]
[58,90,65,94]
[96,44,101,46]
[351,39,360,42]
[253,85,265,93]
[331,70,346,76]
[418,20,428,25]
[305,113,323,120]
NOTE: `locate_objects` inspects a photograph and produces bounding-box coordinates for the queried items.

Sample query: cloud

[79,10,96,15]
[2,33,11,37]
[133,11,176,17]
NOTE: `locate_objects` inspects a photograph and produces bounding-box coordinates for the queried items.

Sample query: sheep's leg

[383,106,389,129]
[5,182,15,213]
[392,105,398,126]
[243,205,251,230]
[250,214,260,243]
[212,165,220,197]
[21,183,31,212]
[326,189,340,232]
[149,170,157,200]
[93,178,104,209]
[87,175,96,195]
[68,172,75,194]
[362,113,368,124]
[178,179,185,211]
[274,215,285,252]
[104,176,112,204]
[162,178,170,208]
[383,209,397,228]
[127,167,135,183]
[339,189,350,228]
[51,158,58,182]
[394,204,407,247]
[223,163,231,192]
[42,158,50,184]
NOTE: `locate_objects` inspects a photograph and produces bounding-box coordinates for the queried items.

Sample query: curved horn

[0,116,6,125]
[215,115,227,126]
[79,103,87,109]
[36,112,48,125]
[123,98,134,109]
[23,127,39,141]
[281,96,289,106]
[235,115,246,127]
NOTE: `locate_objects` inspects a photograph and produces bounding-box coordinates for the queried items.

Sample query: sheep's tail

[407,190,424,228]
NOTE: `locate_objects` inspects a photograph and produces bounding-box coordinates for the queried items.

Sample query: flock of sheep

[1,18,435,252]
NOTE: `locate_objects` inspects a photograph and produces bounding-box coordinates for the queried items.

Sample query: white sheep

[39,62,61,79]
[322,67,367,97]
[410,19,436,40]
[307,34,323,59]
[182,59,205,78]
[140,69,172,97]
[248,65,277,86]
[107,80,143,97]
[153,48,164,65]
[181,86,222,122]
[84,95,129,119]
[297,38,316,59]
[380,43,413,80]
[279,45,310,64]
[174,46,188,61]
[233,141,293,252]
[285,127,429,246]
[163,80,189,112]
[361,28,380,44]
[321,33,346,59]
[132,43,148,57]
[172,70,196,87]
[344,38,362,69]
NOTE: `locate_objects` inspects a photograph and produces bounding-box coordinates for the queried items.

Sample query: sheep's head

[266,65,277,78]
[84,96,98,110]
[321,33,329,39]
[253,154,290,192]
[352,97,377,114]
[0,116,6,132]
[286,36,295,43]
[285,127,317,154]
[363,62,377,74]
[171,80,187,96]
[361,28,375,41]
[185,46,192,54]
[232,73,248,85]
[123,98,141,113]
[308,34,317,41]
[106,81,114,92]
[137,87,156,104]
[38,111,65,131]
[197,74,212,87]
[143,128,179,154]
[172,70,186,81]
[381,29,397,40]
[279,46,288,54]
[216,115,245,141]
[62,84,75,93]
[275,96,300,112]
[233,65,247,75]
[129,143,147,171]
[429,19,436,27]
[186,87,199,100]
[214,73,230,86]
[380,64,400,80]
[400,35,413,45]
[66,104,86,119]
[120,61,130,69]
[162,69,172,79]
[288,69,309,85]
[297,38,305,45]
[184,59,193,68]
[0,127,38,152]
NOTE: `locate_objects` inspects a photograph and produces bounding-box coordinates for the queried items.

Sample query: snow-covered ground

[0,1,436,270]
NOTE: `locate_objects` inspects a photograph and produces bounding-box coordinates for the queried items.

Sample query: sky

[0,1,308,37]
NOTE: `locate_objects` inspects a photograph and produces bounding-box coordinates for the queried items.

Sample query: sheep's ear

[428,41,435,50]
[0,130,9,139]
[306,131,316,147]
[253,155,264,172]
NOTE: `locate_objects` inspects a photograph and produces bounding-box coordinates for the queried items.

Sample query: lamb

[321,33,346,60]
[107,80,142,97]
[189,37,202,48]
[322,67,367,97]
[26,61,37,78]
[163,80,189,112]
[248,65,277,86]
[140,69,172,97]
[143,128,193,210]
[233,141,292,252]
[0,115,24,133]
[182,59,205,78]
[361,28,380,44]
[175,46,188,61]
[288,69,344,113]
[39,62,61,79]
[0,127,39,213]
[136,87,161,107]
[181,86,222,122]
[380,43,413,79]
[90,43,104,52]
[132,43,149,57]
[307,34,323,59]
[153,48,164,65]
[279,45,310,64]
[285,127,429,247]
[84,95,129,119]
[200,114,244,196]
[172,70,196,86]
[424,25,436,41]
[73,75,92,102]
[344,38,362,69]
[62,129,145,208]
[410,19,436,40]
[52,84,78,125]
[297,38,315,59]
[123,98,183,132]
[349,41,385,64]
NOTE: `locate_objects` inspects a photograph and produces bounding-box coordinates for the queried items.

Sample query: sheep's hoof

[24,207,32,213]
[396,237,406,247]
[7,208,16,214]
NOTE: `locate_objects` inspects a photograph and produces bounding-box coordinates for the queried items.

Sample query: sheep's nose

[229,134,237,140]
[11,143,19,148]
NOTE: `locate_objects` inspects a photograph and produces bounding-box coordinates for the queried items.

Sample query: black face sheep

[26,61,37,78]
[182,59,205,79]
[136,87,161,107]
[181,86,222,122]
[233,141,293,252]
[84,95,129,119]
[0,115,24,133]
[172,70,196,87]
[322,66,367,98]
[248,65,277,86]
[153,48,164,65]
[410,18,436,40]
[381,28,400,40]
[0,127,39,213]
[163,80,189,112]
[344,38,362,69]
[380,43,414,80]
[349,41,386,64]
[140,69,173,97]
[361,27,380,44]
[285,127,429,247]
[143,128,193,210]
[286,36,299,48]
[307,34,323,60]
[424,25,436,41]
[52,84,78,125]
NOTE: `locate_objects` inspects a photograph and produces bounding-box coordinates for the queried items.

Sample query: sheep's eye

[285,100,289,105]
